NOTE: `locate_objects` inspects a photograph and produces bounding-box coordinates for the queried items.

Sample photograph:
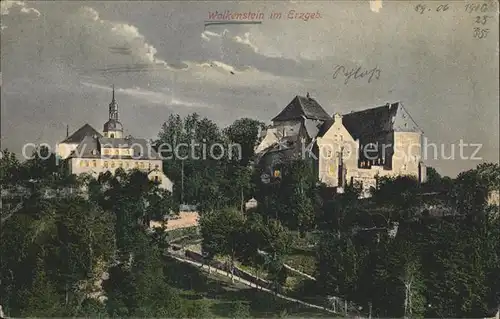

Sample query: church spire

[109,85,118,121]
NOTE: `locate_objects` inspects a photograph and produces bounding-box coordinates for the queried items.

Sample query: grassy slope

[163,256,331,318]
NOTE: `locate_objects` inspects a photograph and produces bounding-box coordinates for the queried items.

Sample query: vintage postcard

[1,1,499,318]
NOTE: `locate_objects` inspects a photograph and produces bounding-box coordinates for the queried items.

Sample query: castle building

[255,95,426,196]
[255,94,331,181]
[56,87,173,192]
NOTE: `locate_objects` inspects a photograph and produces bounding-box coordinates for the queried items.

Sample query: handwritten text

[332,65,381,85]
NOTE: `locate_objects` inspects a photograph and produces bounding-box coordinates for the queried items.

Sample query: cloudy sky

[1,0,498,176]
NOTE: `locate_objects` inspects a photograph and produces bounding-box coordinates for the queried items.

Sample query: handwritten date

[465,2,493,13]
[475,15,493,25]
[415,3,449,14]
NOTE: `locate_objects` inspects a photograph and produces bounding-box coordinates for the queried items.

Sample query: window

[273,170,281,178]
[329,164,335,175]
[155,164,159,169]
[119,162,123,168]
[104,149,109,155]
[111,161,115,168]
[140,162,145,169]
[110,134,114,138]
[125,162,129,168]
[154,176,159,183]
[104,161,109,168]
[115,149,119,155]
[92,160,97,167]
[80,160,85,167]
[135,162,139,167]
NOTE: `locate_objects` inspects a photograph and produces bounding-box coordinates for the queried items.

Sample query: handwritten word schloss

[332,65,381,85]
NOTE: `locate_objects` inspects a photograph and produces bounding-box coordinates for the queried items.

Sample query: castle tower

[103,85,123,138]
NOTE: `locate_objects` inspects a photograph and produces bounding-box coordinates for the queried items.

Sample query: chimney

[306,92,310,99]
[334,112,343,123]
[66,124,69,137]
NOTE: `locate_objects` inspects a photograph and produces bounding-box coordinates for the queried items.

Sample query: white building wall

[317,115,425,194]
[56,143,79,159]
[69,158,173,191]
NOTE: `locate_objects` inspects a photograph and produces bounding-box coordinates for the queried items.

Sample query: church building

[56,87,173,192]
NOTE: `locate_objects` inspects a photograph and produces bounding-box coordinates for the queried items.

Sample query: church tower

[103,85,123,138]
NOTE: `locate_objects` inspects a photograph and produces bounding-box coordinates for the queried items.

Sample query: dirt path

[167,252,339,316]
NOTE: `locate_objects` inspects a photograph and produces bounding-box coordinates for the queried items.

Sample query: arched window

[110,134,115,138]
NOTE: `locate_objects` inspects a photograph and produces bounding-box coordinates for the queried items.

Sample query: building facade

[317,102,426,196]
[255,94,331,182]
[255,96,426,195]
[56,87,173,192]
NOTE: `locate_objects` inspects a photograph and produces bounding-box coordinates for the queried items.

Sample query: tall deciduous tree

[199,208,246,281]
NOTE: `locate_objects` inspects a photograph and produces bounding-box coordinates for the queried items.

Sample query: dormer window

[91,149,98,155]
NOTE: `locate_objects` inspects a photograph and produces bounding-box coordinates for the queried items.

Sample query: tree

[0,149,21,186]
[156,113,227,210]
[255,159,318,231]
[450,168,489,220]
[261,219,292,295]
[223,118,265,166]
[316,232,360,303]
[425,167,442,188]
[229,301,251,318]
[199,208,246,281]
[372,175,421,220]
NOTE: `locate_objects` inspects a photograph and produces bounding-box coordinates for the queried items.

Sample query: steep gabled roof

[317,102,421,140]
[317,119,334,137]
[272,95,331,122]
[68,135,101,158]
[61,124,102,144]
[342,103,399,140]
[68,136,162,160]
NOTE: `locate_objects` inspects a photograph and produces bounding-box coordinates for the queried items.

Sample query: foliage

[2,110,499,319]
[223,118,265,167]
[314,163,500,318]
[255,160,319,232]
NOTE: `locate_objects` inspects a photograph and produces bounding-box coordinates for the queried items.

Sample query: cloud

[370,0,383,13]
[233,32,259,53]
[201,29,228,41]
[1,0,40,16]
[80,81,210,108]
